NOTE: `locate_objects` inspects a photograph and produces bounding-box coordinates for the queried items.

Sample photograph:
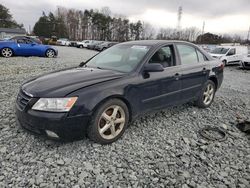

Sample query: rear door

[176,44,208,103]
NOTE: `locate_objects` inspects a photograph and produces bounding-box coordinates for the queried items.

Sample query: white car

[210,46,248,66]
[57,38,70,46]
[76,40,94,48]
[241,55,250,69]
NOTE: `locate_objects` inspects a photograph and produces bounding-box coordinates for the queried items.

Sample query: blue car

[0,37,57,58]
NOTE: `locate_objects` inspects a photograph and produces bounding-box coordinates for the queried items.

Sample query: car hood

[22,67,125,97]
[209,53,224,58]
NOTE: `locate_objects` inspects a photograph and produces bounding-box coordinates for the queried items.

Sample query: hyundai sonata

[16,40,224,144]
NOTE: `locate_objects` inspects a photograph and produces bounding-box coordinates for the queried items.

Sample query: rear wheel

[87,99,129,144]
[195,80,216,108]
[45,49,56,58]
[1,48,13,58]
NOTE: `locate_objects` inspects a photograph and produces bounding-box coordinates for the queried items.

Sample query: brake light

[219,63,224,70]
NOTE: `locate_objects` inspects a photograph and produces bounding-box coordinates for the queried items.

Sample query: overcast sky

[1,0,250,38]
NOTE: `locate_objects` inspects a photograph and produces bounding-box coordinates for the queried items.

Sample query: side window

[25,39,33,44]
[17,39,25,44]
[177,44,199,65]
[227,48,236,56]
[197,50,206,62]
[149,45,175,68]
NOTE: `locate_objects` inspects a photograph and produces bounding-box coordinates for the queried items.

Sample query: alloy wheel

[2,48,13,58]
[46,49,55,58]
[203,83,214,105]
[98,105,126,140]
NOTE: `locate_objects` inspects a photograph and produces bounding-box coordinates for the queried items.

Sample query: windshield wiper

[79,61,87,67]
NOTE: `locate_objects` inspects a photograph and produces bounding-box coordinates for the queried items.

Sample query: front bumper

[15,104,91,140]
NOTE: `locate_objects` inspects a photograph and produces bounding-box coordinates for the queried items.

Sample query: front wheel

[195,80,216,108]
[87,99,129,144]
[222,60,227,66]
[45,49,56,58]
[1,48,13,58]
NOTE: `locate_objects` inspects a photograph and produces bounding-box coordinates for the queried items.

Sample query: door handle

[174,73,180,80]
[202,68,207,74]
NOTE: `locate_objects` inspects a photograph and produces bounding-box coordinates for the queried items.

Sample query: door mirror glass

[144,63,164,72]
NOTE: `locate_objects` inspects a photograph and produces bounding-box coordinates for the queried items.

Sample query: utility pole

[200,21,205,44]
[177,6,182,40]
[29,25,31,35]
[177,6,182,31]
[247,26,250,42]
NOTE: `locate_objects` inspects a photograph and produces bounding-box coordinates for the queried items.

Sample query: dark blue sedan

[16,40,224,144]
[0,37,57,58]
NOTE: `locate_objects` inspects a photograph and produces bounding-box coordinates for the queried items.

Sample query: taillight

[219,63,224,70]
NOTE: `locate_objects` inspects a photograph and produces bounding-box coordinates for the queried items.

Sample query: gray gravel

[0,46,250,187]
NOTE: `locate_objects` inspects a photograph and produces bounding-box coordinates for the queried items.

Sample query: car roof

[119,40,195,47]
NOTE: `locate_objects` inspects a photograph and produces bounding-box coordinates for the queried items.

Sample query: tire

[87,99,129,144]
[1,47,13,58]
[45,49,56,58]
[79,45,83,48]
[222,60,227,66]
[195,80,216,108]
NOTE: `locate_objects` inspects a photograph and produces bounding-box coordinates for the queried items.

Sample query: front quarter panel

[67,75,139,118]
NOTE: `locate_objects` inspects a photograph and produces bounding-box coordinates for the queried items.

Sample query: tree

[141,22,155,40]
[0,4,23,28]
[33,12,68,38]
[196,32,222,44]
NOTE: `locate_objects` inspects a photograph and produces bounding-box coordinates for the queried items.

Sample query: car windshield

[86,44,150,73]
[211,47,229,54]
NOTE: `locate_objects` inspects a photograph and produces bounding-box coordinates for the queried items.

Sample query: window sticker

[131,45,149,50]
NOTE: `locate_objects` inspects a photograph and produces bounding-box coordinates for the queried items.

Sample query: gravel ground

[0,46,249,188]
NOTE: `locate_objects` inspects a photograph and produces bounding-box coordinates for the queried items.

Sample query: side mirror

[144,63,164,72]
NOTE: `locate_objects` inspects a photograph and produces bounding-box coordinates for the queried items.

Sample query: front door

[131,45,182,114]
[226,48,237,62]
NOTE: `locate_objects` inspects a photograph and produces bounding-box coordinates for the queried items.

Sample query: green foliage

[33,12,68,38]
[34,7,144,41]
[0,4,23,28]
[196,33,243,44]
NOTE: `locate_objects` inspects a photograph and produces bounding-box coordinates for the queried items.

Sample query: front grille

[16,90,32,110]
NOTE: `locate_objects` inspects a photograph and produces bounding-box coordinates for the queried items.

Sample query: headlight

[32,97,78,112]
